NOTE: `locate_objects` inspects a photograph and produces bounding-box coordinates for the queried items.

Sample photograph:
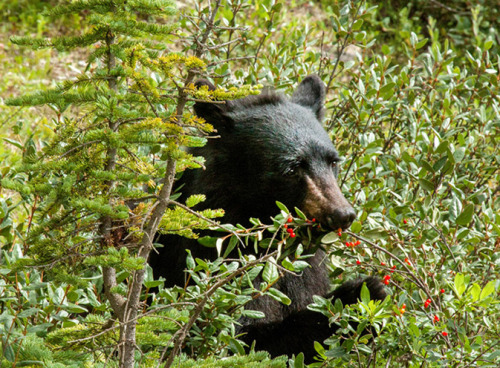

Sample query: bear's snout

[302,174,356,230]
[325,207,356,230]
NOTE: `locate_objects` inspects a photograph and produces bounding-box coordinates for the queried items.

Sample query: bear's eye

[329,158,340,177]
[284,160,305,176]
[330,159,340,169]
[285,165,299,176]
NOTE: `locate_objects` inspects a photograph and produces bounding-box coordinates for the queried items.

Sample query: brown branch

[119,157,177,367]
[161,250,279,368]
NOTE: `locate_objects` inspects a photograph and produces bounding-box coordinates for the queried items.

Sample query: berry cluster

[283,216,319,239]
[424,298,432,308]
[346,239,361,248]
[283,217,296,238]
[399,303,406,314]
[383,274,391,285]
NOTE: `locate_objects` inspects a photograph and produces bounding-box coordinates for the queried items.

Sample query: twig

[161,250,279,368]
[0,107,23,128]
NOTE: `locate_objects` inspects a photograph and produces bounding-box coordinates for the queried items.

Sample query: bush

[1,0,498,367]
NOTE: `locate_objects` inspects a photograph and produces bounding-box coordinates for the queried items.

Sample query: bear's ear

[193,79,233,131]
[291,75,325,120]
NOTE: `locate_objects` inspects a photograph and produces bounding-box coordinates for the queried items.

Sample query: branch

[160,250,279,368]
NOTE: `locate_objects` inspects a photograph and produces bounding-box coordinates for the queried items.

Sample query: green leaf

[276,201,290,214]
[241,309,265,319]
[185,250,195,269]
[352,19,363,31]
[350,221,362,233]
[419,178,435,192]
[228,338,245,355]
[416,38,428,50]
[410,32,418,47]
[281,257,294,271]
[223,236,238,258]
[456,204,474,225]
[379,82,396,98]
[294,207,307,220]
[381,44,391,55]
[267,288,291,305]
[314,341,326,357]
[292,352,305,368]
[262,257,279,283]
[449,196,462,221]
[291,260,310,272]
[480,281,495,300]
[360,283,370,305]
[321,232,338,244]
[453,147,466,162]
[470,283,481,302]
[454,273,466,297]
[3,138,23,149]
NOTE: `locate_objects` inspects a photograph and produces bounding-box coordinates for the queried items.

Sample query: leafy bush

[1,0,498,367]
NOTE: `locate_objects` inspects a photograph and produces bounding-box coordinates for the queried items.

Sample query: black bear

[149,75,386,361]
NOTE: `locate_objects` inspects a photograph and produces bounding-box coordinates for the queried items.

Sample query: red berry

[290,233,296,238]
[403,219,408,224]
[402,303,406,309]
[442,331,448,337]
[286,227,294,234]
[355,240,361,246]
[356,260,361,265]
[311,218,316,222]
[383,275,391,281]
[383,279,389,285]
[434,315,440,322]
[381,262,386,266]
[284,224,288,229]
[287,217,293,223]
[440,288,445,294]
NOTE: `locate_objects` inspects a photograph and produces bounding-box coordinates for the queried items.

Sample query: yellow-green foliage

[84,247,145,271]
[46,314,117,351]
[188,82,262,101]
[159,205,225,239]
[172,352,287,368]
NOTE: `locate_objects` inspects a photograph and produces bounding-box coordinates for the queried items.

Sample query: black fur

[149,75,387,361]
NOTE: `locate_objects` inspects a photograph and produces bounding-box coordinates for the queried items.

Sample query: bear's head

[191,75,355,231]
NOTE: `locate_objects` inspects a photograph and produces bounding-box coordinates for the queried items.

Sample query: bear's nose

[326,207,356,230]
